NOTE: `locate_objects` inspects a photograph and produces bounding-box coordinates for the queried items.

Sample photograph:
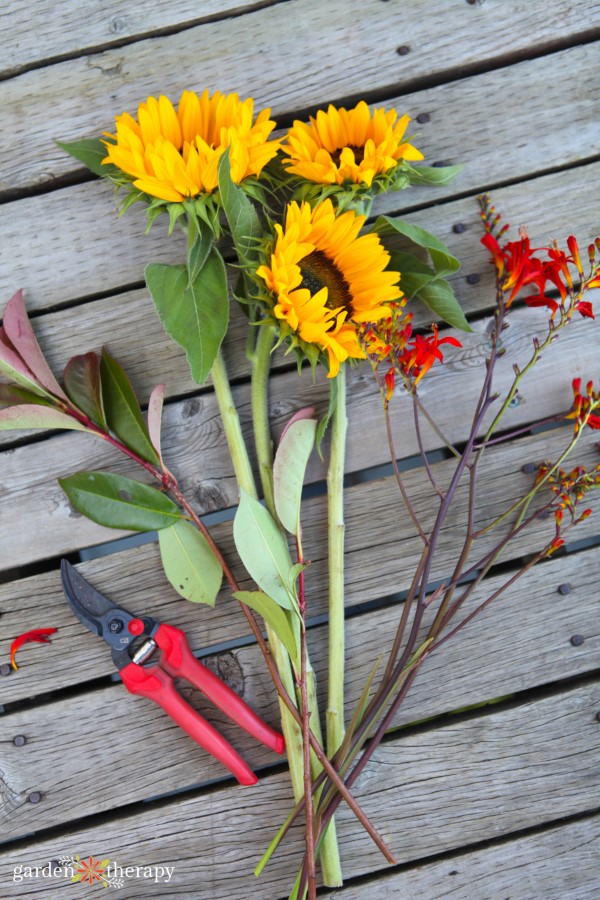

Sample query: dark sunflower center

[299,250,353,314]
[330,144,366,166]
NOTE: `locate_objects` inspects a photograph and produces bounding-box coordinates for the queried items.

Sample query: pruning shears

[60,560,285,785]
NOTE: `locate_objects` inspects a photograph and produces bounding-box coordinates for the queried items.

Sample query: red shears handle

[155,624,285,755]
[120,661,258,785]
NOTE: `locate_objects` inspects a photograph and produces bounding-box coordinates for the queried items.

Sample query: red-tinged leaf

[0,404,92,432]
[0,384,53,407]
[2,290,68,400]
[64,352,106,427]
[10,628,58,670]
[100,347,159,464]
[280,407,316,443]
[0,326,49,397]
[147,383,165,464]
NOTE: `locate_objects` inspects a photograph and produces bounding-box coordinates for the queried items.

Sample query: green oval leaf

[158,520,222,606]
[64,352,106,427]
[415,278,473,332]
[0,404,91,432]
[100,347,159,464]
[374,216,460,277]
[233,489,296,610]
[145,247,229,385]
[407,164,463,186]
[233,590,300,673]
[273,418,316,536]
[59,471,182,531]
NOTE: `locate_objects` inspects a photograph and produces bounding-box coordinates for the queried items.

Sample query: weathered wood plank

[2,4,598,194]
[0,1,280,77]
[0,304,597,566]
[1,546,598,841]
[3,155,599,328]
[0,681,598,896]
[1,426,598,703]
[336,815,600,900]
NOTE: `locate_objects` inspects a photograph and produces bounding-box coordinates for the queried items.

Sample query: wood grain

[2,3,598,193]
[1,304,598,565]
[0,680,598,896]
[2,157,599,321]
[1,425,598,704]
[0,1,280,77]
[1,546,598,842]
[336,815,600,900]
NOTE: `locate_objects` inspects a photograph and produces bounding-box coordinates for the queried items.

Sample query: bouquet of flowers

[1,88,598,898]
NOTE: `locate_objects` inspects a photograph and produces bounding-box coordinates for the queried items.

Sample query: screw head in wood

[397,45,411,56]
[466,273,480,285]
[28,791,42,804]
[521,463,536,475]
[0,664,11,677]
[570,634,584,647]
[13,735,27,747]
[453,223,467,234]
[416,112,430,124]
[557,583,572,596]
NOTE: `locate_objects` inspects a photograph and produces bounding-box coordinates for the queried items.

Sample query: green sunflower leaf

[100,348,159,464]
[233,590,300,672]
[187,220,214,284]
[59,471,182,531]
[233,490,297,611]
[145,247,229,385]
[416,278,472,332]
[374,216,460,277]
[158,520,223,605]
[56,138,119,179]
[218,150,262,267]
[407,164,463,186]
[273,417,316,537]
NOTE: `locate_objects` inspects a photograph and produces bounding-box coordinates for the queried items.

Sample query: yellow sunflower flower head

[101,89,281,204]
[256,199,403,377]
[282,101,424,202]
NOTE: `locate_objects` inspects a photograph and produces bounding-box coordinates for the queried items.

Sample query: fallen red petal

[10,628,58,670]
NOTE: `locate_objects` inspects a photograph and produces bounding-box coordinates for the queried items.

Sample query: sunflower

[256,199,403,377]
[282,101,424,189]
[102,89,281,202]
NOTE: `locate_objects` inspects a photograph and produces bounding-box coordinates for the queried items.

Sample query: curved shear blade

[60,559,121,637]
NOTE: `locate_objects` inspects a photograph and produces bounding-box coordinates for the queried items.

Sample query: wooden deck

[1,2,599,897]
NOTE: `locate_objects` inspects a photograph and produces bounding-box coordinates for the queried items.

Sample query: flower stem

[250,324,342,887]
[210,348,257,498]
[327,367,347,759]
[250,323,278,515]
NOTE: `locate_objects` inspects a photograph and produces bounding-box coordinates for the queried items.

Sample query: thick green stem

[250,326,342,887]
[251,323,278,515]
[326,368,347,759]
[211,349,257,498]
[211,345,306,799]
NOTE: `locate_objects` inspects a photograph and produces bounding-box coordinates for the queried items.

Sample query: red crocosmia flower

[574,299,595,319]
[567,378,600,433]
[10,628,58,670]
[398,324,462,385]
[481,230,546,306]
